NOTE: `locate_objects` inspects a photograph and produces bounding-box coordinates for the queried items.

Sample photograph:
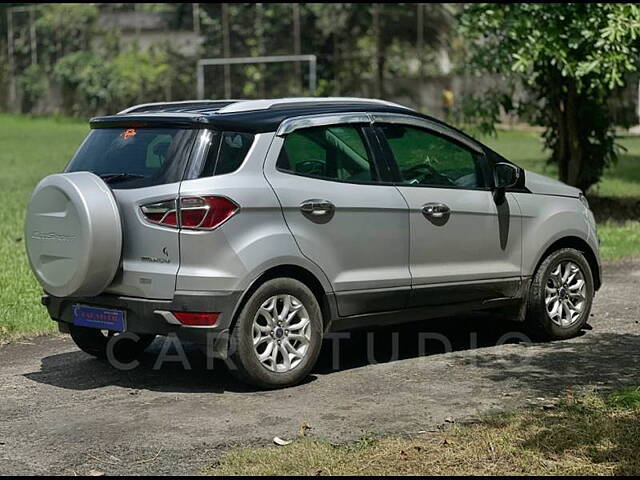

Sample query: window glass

[277,125,377,183]
[201,131,255,177]
[380,124,485,189]
[66,127,197,189]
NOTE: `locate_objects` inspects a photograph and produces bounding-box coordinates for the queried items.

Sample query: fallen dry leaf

[273,436,292,446]
[299,422,312,436]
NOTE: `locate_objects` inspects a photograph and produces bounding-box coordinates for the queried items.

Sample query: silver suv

[25,97,601,388]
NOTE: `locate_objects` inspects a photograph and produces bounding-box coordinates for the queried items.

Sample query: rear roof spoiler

[89,113,208,129]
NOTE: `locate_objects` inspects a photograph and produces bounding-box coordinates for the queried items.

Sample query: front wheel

[524,247,594,340]
[227,278,323,389]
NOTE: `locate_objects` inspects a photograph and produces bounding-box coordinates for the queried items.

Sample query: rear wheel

[69,325,155,363]
[524,247,594,340]
[228,278,323,389]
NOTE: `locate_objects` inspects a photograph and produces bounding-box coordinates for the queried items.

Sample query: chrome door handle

[422,202,450,218]
[300,199,335,217]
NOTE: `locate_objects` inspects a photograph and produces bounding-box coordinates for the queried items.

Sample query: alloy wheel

[252,294,312,373]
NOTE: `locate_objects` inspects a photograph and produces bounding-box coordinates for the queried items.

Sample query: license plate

[72,304,126,332]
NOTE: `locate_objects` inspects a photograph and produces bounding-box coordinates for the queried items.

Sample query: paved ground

[1,260,639,475]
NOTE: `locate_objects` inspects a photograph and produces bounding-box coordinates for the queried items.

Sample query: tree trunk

[565,82,583,188]
[292,3,302,94]
[256,3,265,98]
[555,79,583,189]
[221,3,231,98]
[556,99,569,184]
[373,4,385,98]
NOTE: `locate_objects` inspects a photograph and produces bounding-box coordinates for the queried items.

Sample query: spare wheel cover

[25,172,122,297]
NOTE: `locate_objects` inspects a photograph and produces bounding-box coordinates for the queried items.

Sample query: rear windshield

[66,127,197,189]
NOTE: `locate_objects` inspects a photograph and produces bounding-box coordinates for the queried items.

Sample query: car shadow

[314,312,531,373]
[23,340,273,394]
[24,312,536,394]
[24,312,640,399]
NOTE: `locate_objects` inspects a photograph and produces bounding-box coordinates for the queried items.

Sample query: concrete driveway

[1,260,639,475]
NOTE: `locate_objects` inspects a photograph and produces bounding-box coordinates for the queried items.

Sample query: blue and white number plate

[72,304,126,332]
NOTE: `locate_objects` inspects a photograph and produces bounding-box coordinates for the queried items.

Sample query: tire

[227,278,323,389]
[524,247,594,340]
[69,325,155,363]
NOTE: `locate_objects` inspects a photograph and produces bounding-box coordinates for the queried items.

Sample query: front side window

[276,125,378,183]
[379,124,487,189]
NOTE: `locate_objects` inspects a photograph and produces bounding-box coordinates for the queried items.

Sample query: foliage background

[1,3,455,116]
[1,3,640,192]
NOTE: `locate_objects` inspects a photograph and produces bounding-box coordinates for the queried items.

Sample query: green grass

[598,221,640,261]
[0,114,88,340]
[208,388,640,476]
[0,115,638,341]
[479,129,640,198]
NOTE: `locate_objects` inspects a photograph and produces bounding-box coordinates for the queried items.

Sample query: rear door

[372,115,522,307]
[65,126,198,299]
[263,116,411,317]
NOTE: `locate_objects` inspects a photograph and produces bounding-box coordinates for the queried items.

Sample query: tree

[459,3,640,191]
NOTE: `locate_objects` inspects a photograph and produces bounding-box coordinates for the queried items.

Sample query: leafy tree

[15,64,45,112]
[459,3,640,191]
[53,48,176,115]
[35,3,99,68]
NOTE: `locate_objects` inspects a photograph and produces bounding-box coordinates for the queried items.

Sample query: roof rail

[216,97,411,114]
[118,100,238,114]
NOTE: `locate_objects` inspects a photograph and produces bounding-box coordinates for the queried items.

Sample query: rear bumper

[43,290,242,354]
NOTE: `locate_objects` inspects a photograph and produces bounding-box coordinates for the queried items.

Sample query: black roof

[89,100,438,133]
[88,99,484,152]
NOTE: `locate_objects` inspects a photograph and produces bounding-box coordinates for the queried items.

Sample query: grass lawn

[209,388,640,475]
[0,115,638,341]
[0,115,88,340]
[479,129,640,198]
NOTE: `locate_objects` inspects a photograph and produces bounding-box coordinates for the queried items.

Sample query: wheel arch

[230,264,336,332]
[533,236,601,290]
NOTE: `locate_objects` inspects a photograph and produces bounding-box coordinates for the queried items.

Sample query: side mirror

[494,162,520,189]
[493,162,520,204]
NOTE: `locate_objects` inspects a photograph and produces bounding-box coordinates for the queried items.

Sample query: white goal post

[196,54,317,99]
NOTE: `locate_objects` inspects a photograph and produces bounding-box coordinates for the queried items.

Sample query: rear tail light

[173,311,219,326]
[140,196,238,230]
[140,199,178,226]
[179,196,238,229]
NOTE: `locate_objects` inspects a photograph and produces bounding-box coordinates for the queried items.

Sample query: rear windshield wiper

[99,173,146,184]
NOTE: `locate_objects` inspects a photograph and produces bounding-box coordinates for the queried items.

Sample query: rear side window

[66,127,197,189]
[276,125,378,183]
[200,131,255,177]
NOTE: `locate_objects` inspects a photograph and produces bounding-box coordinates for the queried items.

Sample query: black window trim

[183,128,256,180]
[274,122,396,186]
[372,121,494,192]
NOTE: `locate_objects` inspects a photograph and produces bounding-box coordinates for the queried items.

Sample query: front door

[374,120,522,307]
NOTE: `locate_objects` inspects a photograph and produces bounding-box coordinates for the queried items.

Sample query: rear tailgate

[106,185,182,299]
[65,125,199,299]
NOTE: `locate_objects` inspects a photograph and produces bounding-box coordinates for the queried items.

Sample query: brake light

[179,196,238,229]
[140,196,238,230]
[173,311,219,326]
